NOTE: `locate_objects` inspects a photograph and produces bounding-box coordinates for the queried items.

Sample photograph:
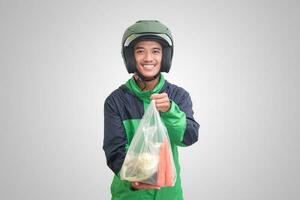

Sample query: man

[103,20,199,200]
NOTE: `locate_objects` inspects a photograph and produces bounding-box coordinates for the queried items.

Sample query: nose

[143,51,153,62]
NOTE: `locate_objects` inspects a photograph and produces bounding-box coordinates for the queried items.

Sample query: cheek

[157,54,163,62]
[157,57,163,64]
[134,56,141,64]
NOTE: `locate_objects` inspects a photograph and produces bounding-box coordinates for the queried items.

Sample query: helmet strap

[135,69,161,82]
[134,70,161,91]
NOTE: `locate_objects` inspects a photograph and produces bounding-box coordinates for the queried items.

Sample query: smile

[142,64,155,69]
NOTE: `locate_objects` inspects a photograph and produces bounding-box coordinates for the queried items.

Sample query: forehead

[134,40,162,49]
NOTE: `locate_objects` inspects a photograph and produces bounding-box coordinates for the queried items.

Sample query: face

[134,40,162,78]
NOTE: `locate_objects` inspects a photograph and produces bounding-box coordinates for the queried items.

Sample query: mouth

[141,64,156,70]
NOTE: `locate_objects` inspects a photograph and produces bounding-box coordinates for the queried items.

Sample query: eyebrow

[134,47,162,50]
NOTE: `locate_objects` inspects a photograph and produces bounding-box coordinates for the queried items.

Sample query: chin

[138,69,160,76]
[142,72,158,77]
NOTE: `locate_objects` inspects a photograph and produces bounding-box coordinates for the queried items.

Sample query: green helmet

[121,20,174,74]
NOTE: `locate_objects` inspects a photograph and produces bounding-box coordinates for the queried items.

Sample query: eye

[153,49,161,54]
[135,49,144,54]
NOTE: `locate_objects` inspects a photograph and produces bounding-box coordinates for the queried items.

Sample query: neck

[134,74,160,91]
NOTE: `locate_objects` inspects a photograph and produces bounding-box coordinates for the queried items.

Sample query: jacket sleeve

[160,91,199,147]
[103,97,127,175]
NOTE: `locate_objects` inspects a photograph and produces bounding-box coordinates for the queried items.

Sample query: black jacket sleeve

[177,91,200,146]
[103,96,127,175]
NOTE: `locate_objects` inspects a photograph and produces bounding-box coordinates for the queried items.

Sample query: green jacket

[103,75,199,200]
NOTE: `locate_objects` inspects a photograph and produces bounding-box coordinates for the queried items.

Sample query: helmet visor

[124,33,173,47]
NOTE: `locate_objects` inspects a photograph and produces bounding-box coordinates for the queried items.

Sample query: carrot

[156,140,166,187]
[164,139,174,186]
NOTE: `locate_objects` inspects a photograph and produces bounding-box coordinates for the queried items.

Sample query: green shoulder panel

[122,119,140,151]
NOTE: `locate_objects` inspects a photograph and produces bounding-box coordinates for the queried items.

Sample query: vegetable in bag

[120,100,176,187]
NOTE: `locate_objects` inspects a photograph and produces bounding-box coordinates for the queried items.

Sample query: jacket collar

[124,74,166,102]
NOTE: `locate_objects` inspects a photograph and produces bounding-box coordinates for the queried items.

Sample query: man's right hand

[131,182,161,190]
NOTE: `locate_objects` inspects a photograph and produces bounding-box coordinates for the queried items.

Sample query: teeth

[142,64,154,69]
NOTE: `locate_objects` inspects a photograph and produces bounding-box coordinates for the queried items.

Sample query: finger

[156,102,170,112]
[154,97,169,104]
[144,185,160,189]
[131,182,140,189]
[151,93,168,100]
[132,182,139,186]
[133,183,161,190]
[156,101,170,107]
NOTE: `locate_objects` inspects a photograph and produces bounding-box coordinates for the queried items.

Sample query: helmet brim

[124,33,173,47]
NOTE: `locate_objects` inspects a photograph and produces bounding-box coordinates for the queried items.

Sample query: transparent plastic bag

[120,100,177,187]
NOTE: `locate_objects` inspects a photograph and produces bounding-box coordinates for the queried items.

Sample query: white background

[0,0,299,199]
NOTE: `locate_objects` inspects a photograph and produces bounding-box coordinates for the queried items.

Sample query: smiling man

[133,40,162,90]
[103,20,200,200]
[134,40,162,81]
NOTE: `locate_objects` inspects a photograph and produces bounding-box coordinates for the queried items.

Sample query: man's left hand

[150,93,171,112]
